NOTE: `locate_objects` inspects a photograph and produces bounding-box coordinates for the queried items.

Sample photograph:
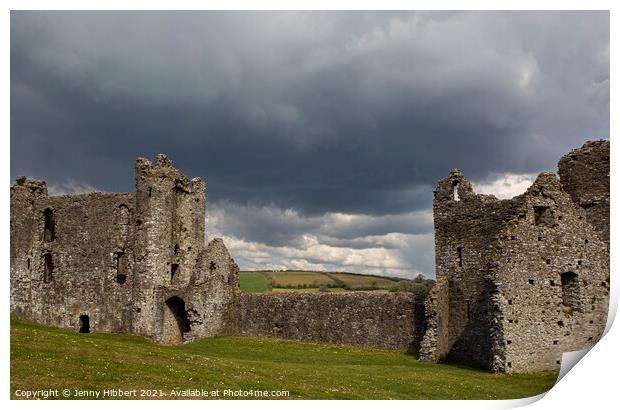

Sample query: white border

[2,2,616,409]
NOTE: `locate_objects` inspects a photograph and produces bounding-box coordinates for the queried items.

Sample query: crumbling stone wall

[131,154,207,338]
[558,140,610,248]
[421,140,610,373]
[225,292,426,352]
[420,170,518,368]
[418,276,450,362]
[491,173,608,373]
[10,178,136,333]
[10,154,238,344]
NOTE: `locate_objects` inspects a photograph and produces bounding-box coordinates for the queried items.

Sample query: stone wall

[10,154,237,344]
[131,154,207,338]
[418,276,450,362]
[492,174,609,373]
[558,140,610,248]
[10,178,135,333]
[420,140,610,373]
[421,169,519,368]
[225,292,426,353]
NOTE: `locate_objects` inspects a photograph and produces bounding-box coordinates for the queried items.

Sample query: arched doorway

[163,296,191,344]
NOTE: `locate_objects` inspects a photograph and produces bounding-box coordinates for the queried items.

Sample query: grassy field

[240,270,409,293]
[10,317,558,400]
[326,272,399,289]
[238,271,270,293]
[271,287,351,293]
[264,271,337,288]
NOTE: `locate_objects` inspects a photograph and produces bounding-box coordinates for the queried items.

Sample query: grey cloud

[208,202,432,247]
[10,11,609,277]
[11,11,609,216]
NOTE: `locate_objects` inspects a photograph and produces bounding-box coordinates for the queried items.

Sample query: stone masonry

[10,154,239,344]
[225,292,427,352]
[419,140,610,373]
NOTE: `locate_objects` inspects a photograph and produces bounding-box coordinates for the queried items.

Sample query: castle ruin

[10,154,239,344]
[419,140,610,372]
[10,140,609,373]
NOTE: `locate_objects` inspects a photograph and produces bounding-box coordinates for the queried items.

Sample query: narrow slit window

[452,181,460,201]
[457,247,463,268]
[43,208,55,242]
[466,300,471,320]
[43,253,54,282]
[116,252,128,284]
[118,204,130,225]
[171,263,179,281]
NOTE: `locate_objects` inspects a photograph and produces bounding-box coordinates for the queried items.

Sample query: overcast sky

[10,11,609,278]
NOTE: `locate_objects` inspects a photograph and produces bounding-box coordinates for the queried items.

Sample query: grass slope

[10,317,557,400]
[326,272,399,289]
[239,270,408,293]
[264,271,336,288]
[238,271,269,293]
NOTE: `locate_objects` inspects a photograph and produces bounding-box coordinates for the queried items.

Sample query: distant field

[239,270,409,293]
[238,271,269,293]
[326,272,399,289]
[264,271,336,288]
[271,287,350,293]
[11,317,558,400]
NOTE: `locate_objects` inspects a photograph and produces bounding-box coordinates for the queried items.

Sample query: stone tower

[10,154,239,344]
[420,140,610,373]
[131,154,206,337]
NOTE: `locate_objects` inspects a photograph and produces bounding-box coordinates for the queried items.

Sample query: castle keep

[10,140,609,373]
[419,140,609,373]
[10,154,239,344]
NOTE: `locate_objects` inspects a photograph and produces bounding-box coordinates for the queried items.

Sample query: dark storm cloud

[10,11,609,276]
[11,11,609,215]
[208,202,432,247]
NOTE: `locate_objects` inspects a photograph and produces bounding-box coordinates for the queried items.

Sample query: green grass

[239,270,407,293]
[271,287,352,293]
[10,316,558,400]
[326,272,399,289]
[238,271,270,293]
[264,271,337,288]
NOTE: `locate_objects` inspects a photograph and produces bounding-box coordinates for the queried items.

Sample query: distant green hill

[239,270,433,296]
[10,316,557,400]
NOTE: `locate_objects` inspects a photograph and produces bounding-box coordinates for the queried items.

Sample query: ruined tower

[10,154,239,344]
[131,154,206,338]
[420,140,610,373]
[558,140,610,248]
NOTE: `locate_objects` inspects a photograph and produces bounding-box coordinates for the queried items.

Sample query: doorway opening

[79,315,90,333]
[163,296,191,344]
